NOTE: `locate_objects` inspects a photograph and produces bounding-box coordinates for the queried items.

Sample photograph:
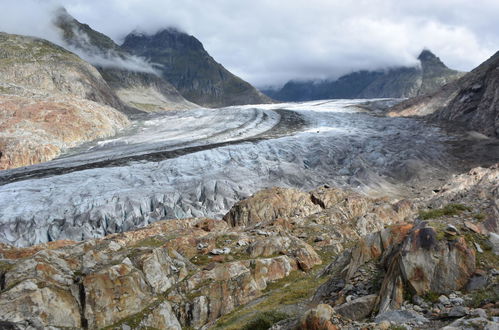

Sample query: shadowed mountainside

[122,28,272,108]
[265,50,463,102]
[389,50,499,138]
[54,8,197,112]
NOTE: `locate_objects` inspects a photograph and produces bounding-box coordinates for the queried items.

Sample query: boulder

[83,262,153,328]
[300,304,339,330]
[139,302,181,330]
[334,294,378,320]
[223,187,322,227]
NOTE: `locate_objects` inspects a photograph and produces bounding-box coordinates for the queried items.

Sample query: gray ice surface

[0,99,456,246]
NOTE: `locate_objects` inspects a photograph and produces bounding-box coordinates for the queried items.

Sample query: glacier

[0,99,459,246]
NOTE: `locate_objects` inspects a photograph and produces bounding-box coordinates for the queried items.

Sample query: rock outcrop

[389,50,499,138]
[0,186,411,329]
[264,50,463,102]
[0,167,497,329]
[122,29,272,108]
[303,164,499,329]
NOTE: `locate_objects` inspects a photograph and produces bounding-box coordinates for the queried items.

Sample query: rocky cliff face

[0,32,130,170]
[265,50,463,102]
[54,8,197,112]
[0,165,497,329]
[389,51,499,138]
[0,32,123,110]
[121,29,272,108]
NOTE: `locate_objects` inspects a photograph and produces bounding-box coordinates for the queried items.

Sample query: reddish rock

[300,304,339,330]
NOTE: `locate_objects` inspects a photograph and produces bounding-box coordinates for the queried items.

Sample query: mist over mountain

[54,8,196,112]
[264,50,464,101]
[389,50,499,138]
[121,29,272,107]
[0,2,498,330]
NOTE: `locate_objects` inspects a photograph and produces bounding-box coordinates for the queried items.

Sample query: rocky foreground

[0,164,497,329]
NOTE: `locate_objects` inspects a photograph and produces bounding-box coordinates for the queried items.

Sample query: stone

[375,310,429,324]
[441,317,498,330]
[450,297,465,305]
[0,279,82,328]
[210,247,231,255]
[335,294,378,320]
[438,295,450,305]
[472,308,488,318]
[139,302,181,329]
[83,263,153,328]
[223,187,322,227]
[466,274,489,292]
[448,306,468,317]
[300,304,339,330]
[445,224,460,236]
[490,232,499,255]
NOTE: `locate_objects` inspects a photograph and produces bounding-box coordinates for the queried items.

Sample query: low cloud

[1,0,498,87]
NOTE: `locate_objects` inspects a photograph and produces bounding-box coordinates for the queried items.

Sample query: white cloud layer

[1,0,498,87]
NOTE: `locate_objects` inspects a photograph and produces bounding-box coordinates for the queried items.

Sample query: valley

[1,99,495,247]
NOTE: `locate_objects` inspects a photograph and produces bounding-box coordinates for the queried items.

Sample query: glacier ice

[0,99,457,246]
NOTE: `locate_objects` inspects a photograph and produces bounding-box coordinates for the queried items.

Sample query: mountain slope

[266,50,463,101]
[0,32,123,110]
[388,51,499,138]
[0,32,130,169]
[54,8,196,112]
[121,29,272,107]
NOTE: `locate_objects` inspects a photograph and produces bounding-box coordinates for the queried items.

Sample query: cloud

[0,0,498,87]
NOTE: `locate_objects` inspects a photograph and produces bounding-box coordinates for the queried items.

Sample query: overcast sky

[2,0,499,87]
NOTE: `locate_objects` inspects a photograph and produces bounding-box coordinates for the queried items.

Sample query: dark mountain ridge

[54,8,196,112]
[122,29,272,107]
[389,50,499,138]
[265,50,464,101]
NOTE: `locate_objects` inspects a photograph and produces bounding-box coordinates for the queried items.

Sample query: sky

[1,0,498,88]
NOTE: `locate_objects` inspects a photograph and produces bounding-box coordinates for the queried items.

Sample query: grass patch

[467,288,499,308]
[389,326,408,330]
[418,204,471,220]
[130,102,160,112]
[423,291,440,303]
[132,236,167,249]
[240,311,289,330]
[214,268,327,330]
[473,213,486,221]
[190,254,212,266]
[215,234,239,248]
[0,261,14,273]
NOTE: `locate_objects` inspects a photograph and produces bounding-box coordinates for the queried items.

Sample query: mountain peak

[124,28,205,53]
[417,49,448,69]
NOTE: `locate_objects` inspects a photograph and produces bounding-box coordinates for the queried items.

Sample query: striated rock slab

[0,94,130,169]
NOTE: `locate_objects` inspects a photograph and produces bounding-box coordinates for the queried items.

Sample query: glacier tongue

[0,100,456,246]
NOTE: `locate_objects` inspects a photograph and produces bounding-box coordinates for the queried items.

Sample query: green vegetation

[215,234,239,248]
[423,291,440,303]
[467,288,499,308]
[214,267,327,330]
[418,203,471,220]
[473,213,486,221]
[389,326,408,330]
[132,236,167,249]
[240,311,289,330]
[130,102,161,112]
[0,261,14,273]
[463,231,498,268]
